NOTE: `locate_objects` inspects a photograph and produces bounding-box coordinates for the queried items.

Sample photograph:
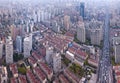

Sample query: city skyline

[0,0,119,83]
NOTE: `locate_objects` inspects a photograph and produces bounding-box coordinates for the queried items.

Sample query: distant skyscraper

[77,21,86,43]
[29,34,33,50]
[53,53,61,73]
[16,36,22,53]
[0,41,3,58]
[10,24,17,41]
[23,36,31,58]
[33,11,37,23]
[80,2,85,19]
[29,22,34,33]
[6,36,13,64]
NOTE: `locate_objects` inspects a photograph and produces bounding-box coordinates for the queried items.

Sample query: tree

[18,67,26,75]
[13,53,24,62]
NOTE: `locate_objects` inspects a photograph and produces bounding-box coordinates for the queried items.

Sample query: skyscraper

[86,19,103,45]
[77,21,86,43]
[64,15,71,31]
[114,43,120,63]
[23,36,31,58]
[53,53,61,73]
[90,29,102,45]
[6,36,13,64]
[46,46,53,65]
[52,20,60,33]
[0,41,3,59]
[80,2,85,19]
[9,24,17,41]
[16,36,22,53]
[29,34,33,50]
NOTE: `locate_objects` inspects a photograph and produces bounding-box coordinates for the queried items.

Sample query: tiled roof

[33,67,46,81]
[18,75,27,83]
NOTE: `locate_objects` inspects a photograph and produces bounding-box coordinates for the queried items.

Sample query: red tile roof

[68,47,76,54]
[28,56,37,65]
[38,62,52,75]
[59,74,69,83]
[88,58,98,63]
[64,69,79,83]
[65,31,75,38]
[39,47,46,57]
[75,49,87,58]
[53,79,60,83]
[33,67,46,81]
[116,71,120,76]
[26,70,40,83]
[117,80,120,83]
[43,34,70,52]
[9,64,18,76]
[10,77,18,83]
[18,75,27,83]
[32,52,43,61]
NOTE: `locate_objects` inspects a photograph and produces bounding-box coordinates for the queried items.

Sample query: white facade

[0,66,8,83]
[16,36,22,53]
[0,41,3,58]
[90,28,102,45]
[86,19,103,45]
[23,36,31,58]
[77,21,86,43]
[114,44,120,63]
[29,34,33,50]
[46,46,53,64]
[53,53,61,73]
[6,37,13,64]
[52,20,60,33]
[33,11,37,23]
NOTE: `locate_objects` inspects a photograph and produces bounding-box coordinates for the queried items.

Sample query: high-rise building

[86,19,103,45]
[0,41,3,58]
[64,15,71,31]
[77,21,86,43]
[33,11,37,23]
[53,53,61,73]
[5,36,13,64]
[90,29,102,45]
[46,46,53,65]
[52,20,60,33]
[29,22,34,33]
[29,34,33,50]
[23,36,31,58]
[80,2,85,19]
[16,36,22,53]
[114,43,120,63]
[26,24,30,33]
[9,24,17,41]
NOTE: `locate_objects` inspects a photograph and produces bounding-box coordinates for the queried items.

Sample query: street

[97,4,113,83]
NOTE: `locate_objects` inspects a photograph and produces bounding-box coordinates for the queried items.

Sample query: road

[97,4,113,83]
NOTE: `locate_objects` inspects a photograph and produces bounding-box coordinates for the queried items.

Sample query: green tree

[13,53,24,62]
[18,67,26,75]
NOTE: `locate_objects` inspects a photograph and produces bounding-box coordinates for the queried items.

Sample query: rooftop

[9,64,18,76]
[33,67,46,81]
[10,77,18,83]
[26,70,40,83]
[18,75,27,83]
[38,62,52,75]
